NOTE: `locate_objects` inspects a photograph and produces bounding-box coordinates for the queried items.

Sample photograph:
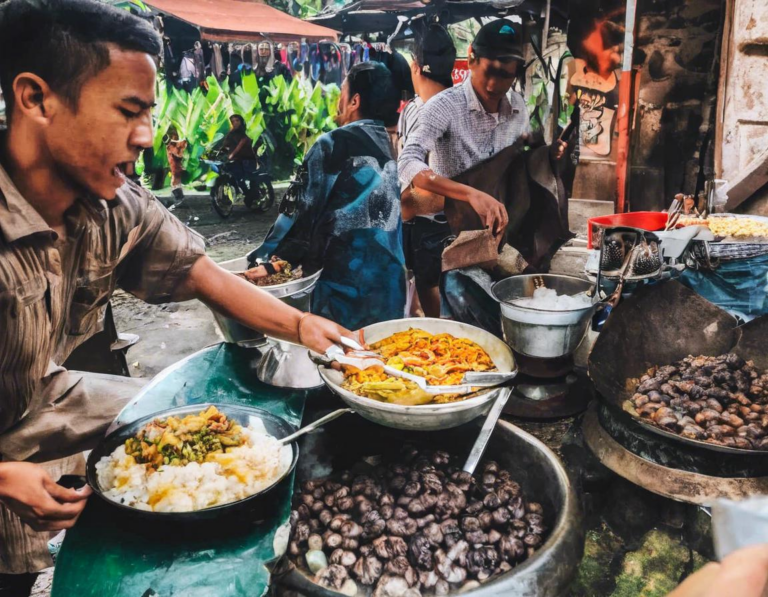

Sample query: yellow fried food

[341,329,496,405]
[679,217,768,238]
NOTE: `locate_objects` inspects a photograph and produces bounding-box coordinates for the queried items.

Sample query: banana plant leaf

[143,74,340,186]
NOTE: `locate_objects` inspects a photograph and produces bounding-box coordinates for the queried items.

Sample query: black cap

[472,18,524,62]
[415,23,457,88]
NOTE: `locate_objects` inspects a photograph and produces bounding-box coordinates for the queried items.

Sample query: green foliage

[108,0,151,12]
[262,0,344,18]
[146,75,339,187]
[292,0,323,17]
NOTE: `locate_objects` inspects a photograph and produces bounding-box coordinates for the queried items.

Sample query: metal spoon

[463,387,512,475]
[277,408,354,446]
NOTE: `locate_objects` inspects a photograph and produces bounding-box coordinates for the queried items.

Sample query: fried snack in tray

[238,257,303,287]
[124,405,247,470]
[341,329,497,406]
[678,216,768,239]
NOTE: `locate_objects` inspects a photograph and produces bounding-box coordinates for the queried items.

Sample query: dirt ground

[111,193,281,379]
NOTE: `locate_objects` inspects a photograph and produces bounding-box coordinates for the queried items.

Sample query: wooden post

[615,0,637,214]
[714,0,735,179]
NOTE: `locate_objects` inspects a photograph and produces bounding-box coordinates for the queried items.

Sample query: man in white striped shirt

[399,18,566,241]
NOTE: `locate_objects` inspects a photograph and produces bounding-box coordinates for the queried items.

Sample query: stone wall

[628,0,723,212]
[718,0,768,215]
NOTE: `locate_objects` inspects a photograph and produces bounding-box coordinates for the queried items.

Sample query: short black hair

[414,23,456,89]
[0,0,161,119]
[346,62,400,127]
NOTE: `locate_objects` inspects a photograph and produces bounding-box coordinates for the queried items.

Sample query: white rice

[512,287,593,311]
[96,425,291,512]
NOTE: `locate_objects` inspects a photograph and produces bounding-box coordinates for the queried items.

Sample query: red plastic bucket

[587,212,669,248]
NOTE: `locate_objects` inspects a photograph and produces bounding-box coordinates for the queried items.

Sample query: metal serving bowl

[86,403,298,522]
[211,256,323,346]
[275,415,583,597]
[492,274,597,359]
[317,318,516,431]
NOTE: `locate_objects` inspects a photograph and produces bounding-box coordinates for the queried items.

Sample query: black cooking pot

[86,403,299,523]
[589,280,768,476]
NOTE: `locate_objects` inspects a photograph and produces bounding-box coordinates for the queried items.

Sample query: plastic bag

[712,497,768,560]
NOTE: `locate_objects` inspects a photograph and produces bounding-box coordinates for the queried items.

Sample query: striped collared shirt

[0,161,205,447]
[398,74,530,187]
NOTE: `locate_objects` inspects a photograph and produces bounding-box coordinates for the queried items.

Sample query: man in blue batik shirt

[249,62,406,330]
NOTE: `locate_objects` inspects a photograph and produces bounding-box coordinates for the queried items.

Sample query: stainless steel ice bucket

[492,274,596,359]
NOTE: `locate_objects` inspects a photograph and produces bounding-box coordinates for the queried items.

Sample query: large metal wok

[318,318,516,431]
[589,280,768,473]
[86,404,299,522]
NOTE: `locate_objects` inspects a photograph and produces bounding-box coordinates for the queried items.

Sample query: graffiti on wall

[570,58,619,158]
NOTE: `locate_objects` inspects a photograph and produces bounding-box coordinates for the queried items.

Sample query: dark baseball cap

[472,18,524,62]
[415,23,457,88]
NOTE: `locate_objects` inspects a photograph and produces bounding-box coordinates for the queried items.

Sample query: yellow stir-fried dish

[341,329,497,405]
[678,216,768,239]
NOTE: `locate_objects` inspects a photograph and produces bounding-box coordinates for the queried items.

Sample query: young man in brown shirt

[0,1,350,589]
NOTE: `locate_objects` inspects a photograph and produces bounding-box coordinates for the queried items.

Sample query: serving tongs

[317,337,518,396]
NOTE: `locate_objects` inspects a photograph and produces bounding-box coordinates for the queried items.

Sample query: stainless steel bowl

[318,318,516,431]
[492,274,597,359]
[211,256,322,347]
[257,338,324,389]
[276,416,583,597]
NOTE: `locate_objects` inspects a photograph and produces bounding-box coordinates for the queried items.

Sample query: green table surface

[52,343,320,597]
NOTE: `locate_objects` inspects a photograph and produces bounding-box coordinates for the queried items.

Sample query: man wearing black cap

[398,23,457,317]
[399,18,566,239]
[399,18,570,334]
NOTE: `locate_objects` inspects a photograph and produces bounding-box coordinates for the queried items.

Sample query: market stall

[40,0,768,594]
[51,344,584,596]
[147,0,339,44]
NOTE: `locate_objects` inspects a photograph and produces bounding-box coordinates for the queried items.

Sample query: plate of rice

[86,404,298,519]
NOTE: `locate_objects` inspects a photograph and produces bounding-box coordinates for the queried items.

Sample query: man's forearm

[182,256,303,343]
[411,170,476,203]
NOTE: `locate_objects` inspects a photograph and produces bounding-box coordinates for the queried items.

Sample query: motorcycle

[202,152,275,218]
[246,168,306,267]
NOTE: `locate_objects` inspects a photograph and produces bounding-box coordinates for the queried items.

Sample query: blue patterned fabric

[255,120,406,330]
[680,254,768,320]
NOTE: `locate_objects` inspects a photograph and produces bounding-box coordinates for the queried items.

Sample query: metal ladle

[462,387,512,475]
